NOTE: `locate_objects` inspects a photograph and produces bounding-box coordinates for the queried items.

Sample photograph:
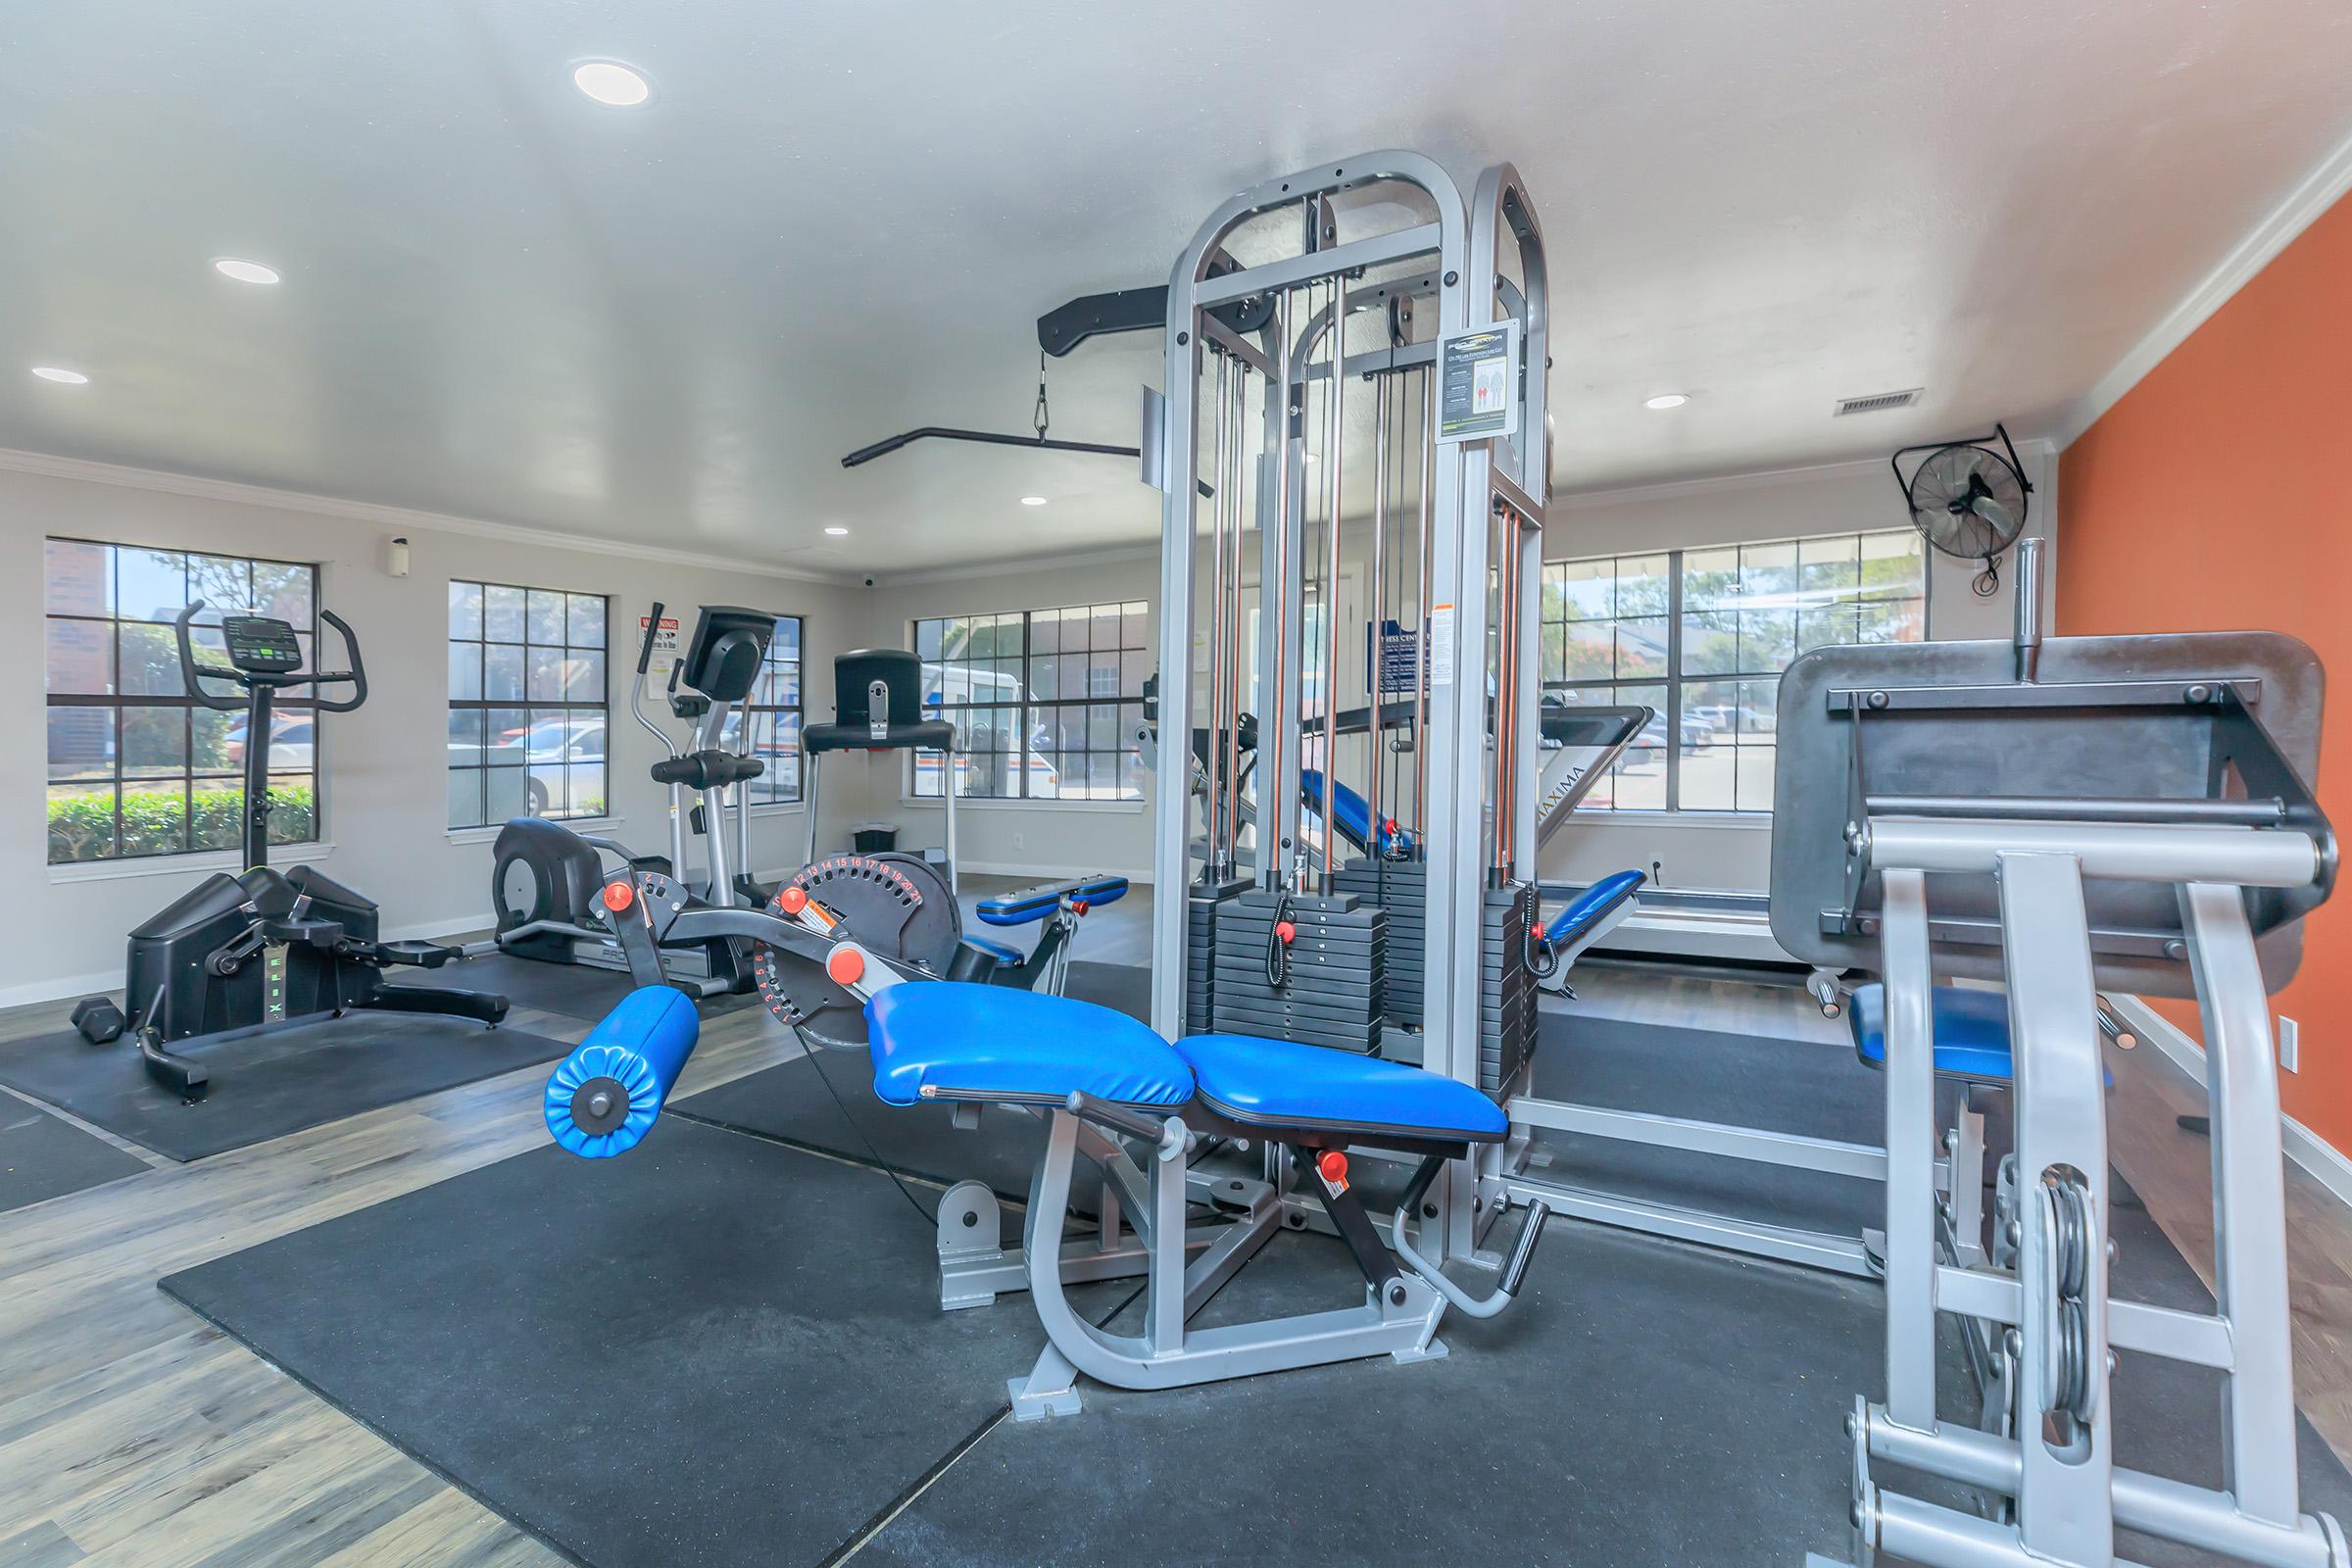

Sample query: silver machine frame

[1149,152,1551,1265]
[1777,538,2344,1568]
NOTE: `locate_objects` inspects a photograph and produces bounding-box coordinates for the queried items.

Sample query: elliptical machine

[73,605,508,1097]
[481,604,775,998]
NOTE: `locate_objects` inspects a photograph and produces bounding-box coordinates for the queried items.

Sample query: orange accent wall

[2059,189,2352,1148]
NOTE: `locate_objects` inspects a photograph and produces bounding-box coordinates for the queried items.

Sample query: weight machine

[1151,153,1557,1261]
[1772,541,2343,1567]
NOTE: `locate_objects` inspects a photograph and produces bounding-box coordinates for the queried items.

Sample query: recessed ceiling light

[213,257,281,286]
[823,525,849,536]
[1642,393,1690,411]
[572,60,651,107]
[31,366,89,385]
[1019,495,1049,507]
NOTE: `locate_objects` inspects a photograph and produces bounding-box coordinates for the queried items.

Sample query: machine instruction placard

[1436,320,1520,444]
[1427,604,1456,687]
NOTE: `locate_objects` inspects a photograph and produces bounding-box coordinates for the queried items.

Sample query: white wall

[8,458,862,1005]
[1542,445,2057,894]
[850,548,1161,881]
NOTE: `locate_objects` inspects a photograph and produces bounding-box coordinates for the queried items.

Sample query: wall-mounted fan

[1889,422,2033,596]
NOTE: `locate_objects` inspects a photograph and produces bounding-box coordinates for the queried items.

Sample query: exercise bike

[478,603,776,1000]
[73,605,508,1097]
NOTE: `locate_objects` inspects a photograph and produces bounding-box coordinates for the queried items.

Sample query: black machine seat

[807,647,956,756]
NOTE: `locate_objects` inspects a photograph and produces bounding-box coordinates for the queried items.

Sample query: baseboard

[951,858,1152,885]
[2105,994,2352,1212]
[0,967,125,1011]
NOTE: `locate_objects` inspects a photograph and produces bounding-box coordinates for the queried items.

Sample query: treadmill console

[220,615,305,675]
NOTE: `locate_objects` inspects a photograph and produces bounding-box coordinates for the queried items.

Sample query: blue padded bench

[960,934,1027,967]
[1542,868,1645,949]
[1298,768,1416,858]
[866,983,1505,1146]
[1847,983,2017,1083]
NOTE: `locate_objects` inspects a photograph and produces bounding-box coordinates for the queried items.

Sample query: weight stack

[1185,878,1251,1037]
[1478,881,1542,1093]
[1331,858,1425,1027]
[1211,891,1385,1054]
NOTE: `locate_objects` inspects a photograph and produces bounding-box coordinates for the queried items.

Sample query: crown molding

[871,538,1160,589]
[1555,438,2056,512]
[0,446,858,586]
[2057,126,2352,451]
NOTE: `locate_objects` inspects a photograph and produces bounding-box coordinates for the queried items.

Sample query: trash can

[853,823,898,854]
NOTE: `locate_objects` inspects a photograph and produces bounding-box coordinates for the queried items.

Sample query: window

[1543,529,1926,812]
[446,583,610,829]
[910,601,1151,801]
[44,539,320,863]
[720,615,804,805]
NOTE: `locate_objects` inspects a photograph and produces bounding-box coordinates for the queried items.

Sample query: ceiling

[5,1,2350,576]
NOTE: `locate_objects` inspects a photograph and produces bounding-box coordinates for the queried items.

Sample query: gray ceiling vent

[1834,387,1924,416]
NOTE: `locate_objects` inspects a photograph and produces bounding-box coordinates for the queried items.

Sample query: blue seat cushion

[1172,1033,1508,1145]
[1543,868,1645,946]
[975,874,1130,926]
[1849,983,2016,1082]
[866,983,1194,1109]
[960,934,1026,966]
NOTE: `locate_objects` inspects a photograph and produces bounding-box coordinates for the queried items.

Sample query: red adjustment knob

[1071,901,1090,915]
[778,886,808,915]
[601,881,635,912]
[1316,1150,1348,1185]
[825,946,866,986]
[1385,817,1399,836]
[1275,920,1297,945]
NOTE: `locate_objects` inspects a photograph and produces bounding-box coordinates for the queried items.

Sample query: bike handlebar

[175,601,368,711]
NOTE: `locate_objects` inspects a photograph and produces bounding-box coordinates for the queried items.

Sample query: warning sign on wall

[639,613,682,679]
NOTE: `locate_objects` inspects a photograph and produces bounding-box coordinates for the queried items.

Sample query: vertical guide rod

[1368,365,1391,856]
[1492,503,1518,879]
[1264,287,1294,893]
[1320,270,1348,894]
[1206,348,1233,875]
[1415,368,1433,836]
[1222,360,1249,882]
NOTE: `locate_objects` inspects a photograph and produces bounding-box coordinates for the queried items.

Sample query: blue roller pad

[974,874,1130,926]
[1173,1033,1509,1144]
[544,987,704,1157]
[1542,868,1645,946]
[1298,769,1415,858]
[865,983,1195,1109]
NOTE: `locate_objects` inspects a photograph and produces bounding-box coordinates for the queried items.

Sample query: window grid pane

[743,615,804,806]
[447,581,612,829]
[910,600,1150,801]
[43,540,321,865]
[1541,528,1925,813]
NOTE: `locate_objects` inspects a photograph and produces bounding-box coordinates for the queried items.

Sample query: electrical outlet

[1013,832,1025,851]
[2278,1015,2299,1073]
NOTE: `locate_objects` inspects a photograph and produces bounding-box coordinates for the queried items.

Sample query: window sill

[1571,810,1773,831]
[49,840,338,885]
[901,796,1147,814]
[446,816,626,847]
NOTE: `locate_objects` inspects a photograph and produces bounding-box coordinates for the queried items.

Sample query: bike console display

[220,615,306,674]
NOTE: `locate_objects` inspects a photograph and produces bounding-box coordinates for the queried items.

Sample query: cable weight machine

[1152,154,1555,1263]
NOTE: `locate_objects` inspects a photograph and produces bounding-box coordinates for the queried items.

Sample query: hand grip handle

[175,604,247,710]
[637,602,665,675]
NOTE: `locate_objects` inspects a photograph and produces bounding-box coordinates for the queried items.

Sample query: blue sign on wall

[1366,618,1422,695]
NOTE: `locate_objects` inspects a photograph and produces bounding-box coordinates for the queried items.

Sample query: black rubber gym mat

[1061,959,1152,1021]
[1522,1011,1886,1240]
[159,1120,1096,1568]
[0,1014,572,1162]
[381,949,642,1022]
[0,1094,148,1212]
